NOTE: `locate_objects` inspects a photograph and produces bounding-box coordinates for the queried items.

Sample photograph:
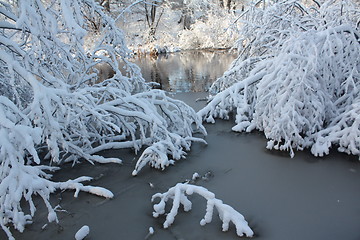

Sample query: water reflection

[132,50,237,92]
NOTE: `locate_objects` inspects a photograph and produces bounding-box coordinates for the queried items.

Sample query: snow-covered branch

[312,97,360,157]
[201,0,360,158]
[152,183,254,237]
[0,0,206,238]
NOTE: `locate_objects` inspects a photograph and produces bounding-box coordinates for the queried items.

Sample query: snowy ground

[2,92,360,240]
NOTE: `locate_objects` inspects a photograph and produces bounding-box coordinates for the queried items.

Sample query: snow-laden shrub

[200,0,360,158]
[117,0,244,52]
[178,12,240,50]
[152,183,254,237]
[210,0,322,93]
[312,96,360,157]
[0,0,205,238]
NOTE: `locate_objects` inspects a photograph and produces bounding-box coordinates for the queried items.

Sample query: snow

[75,225,90,240]
[192,172,200,180]
[199,0,360,159]
[57,177,114,198]
[145,226,155,239]
[152,183,254,237]
[0,0,359,239]
[114,0,246,53]
[0,0,206,238]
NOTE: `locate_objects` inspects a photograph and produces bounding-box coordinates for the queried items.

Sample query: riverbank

[3,92,360,240]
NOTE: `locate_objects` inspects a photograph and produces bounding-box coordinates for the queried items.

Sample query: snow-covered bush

[116,0,245,52]
[311,96,360,157]
[200,0,360,158]
[116,0,182,52]
[209,0,322,93]
[152,183,254,237]
[178,12,240,50]
[0,0,205,238]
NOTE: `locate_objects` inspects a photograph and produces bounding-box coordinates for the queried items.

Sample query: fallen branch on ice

[151,183,253,237]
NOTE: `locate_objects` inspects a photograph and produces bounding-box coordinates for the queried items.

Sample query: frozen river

[4,51,360,240]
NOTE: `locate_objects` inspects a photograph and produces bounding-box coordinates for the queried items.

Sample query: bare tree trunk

[144,4,150,28]
[179,8,192,30]
[151,4,156,23]
[226,0,232,11]
[149,5,156,37]
[144,1,164,42]
[183,14,191,30]
[99,0,110,12]
[219,0,224,8]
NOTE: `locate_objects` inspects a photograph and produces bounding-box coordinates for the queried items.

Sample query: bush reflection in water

[133,50,237,92]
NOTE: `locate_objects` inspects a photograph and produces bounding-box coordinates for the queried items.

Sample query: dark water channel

[4,51,360,240]
[133,50,237,92]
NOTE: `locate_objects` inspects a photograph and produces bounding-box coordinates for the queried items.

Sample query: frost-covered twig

[145,226,155,239]
[151,183,254,237]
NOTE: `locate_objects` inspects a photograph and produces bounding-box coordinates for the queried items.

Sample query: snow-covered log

[152,183,253,237]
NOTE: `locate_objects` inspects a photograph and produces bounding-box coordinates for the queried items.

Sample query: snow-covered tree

[0,0,205,238]
[115,0,246,52]
[177,0,245,49]
[199,0,360,158]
